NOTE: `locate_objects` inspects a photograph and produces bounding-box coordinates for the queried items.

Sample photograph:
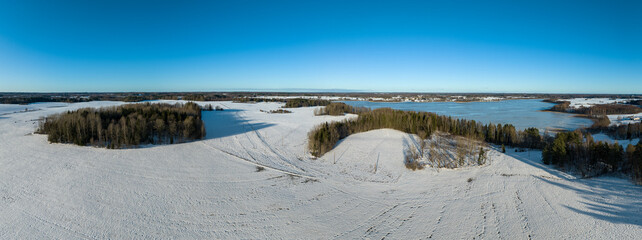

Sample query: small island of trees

[37,102,206,148]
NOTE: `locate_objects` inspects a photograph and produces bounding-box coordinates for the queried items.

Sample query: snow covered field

[607,113,642,127]
[561,97,634,109]
[0,101,641,239]
[557,97,642,127]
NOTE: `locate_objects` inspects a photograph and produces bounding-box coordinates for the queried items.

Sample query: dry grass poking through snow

[405,133,489,170]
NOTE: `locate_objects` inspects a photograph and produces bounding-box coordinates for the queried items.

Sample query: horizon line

[1,90,641,96]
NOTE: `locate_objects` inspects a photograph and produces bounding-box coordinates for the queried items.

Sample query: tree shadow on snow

[494,146,571,180]
[202,109,274,139]
[538,176,642,226]
[498,146,642,227]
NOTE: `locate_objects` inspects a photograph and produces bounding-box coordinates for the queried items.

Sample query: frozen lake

[343,99,594,132]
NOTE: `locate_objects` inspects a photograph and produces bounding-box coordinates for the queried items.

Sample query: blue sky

[0,0,640,93]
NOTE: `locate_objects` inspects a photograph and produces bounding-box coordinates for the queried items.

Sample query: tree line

[1,93,291,105]
[313,102,369,116]
[575,104,642,115]
[589,122,642,140]
[542,130,642,184]
[37,102,206,148]
[233,97,297,104]
[308,107,542,157]
[283,98,332,108]
[232,97,328,107]
[585,115,642,141]
[0,96,91,104]
[548,101,642,115]
[627,100,642,106]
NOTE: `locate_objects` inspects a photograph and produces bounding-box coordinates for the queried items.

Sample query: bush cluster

[270,109,292,114]
[404,147,425,170]
[37,102,206,148]
[549,101,571,112]
[589,115,611,128]
[283,98,331,108]
[313,102,369,116]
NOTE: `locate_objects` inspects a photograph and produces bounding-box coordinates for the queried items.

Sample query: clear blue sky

[0,0,640,93]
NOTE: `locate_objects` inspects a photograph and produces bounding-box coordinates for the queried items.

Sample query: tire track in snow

[333,203,400,239]
[474,202,489,240]
[213,104,388,206]
[474,180,502,240]
[15,207,96,240]
[200,141,317,180]
[380,204,423,239]
[427,203,447,239]
[295,193,357,223]
[221,103,307,174]
[244,116,307,172]
[476,178,500,239]
[514,189,533,240]
[427,179,475,239]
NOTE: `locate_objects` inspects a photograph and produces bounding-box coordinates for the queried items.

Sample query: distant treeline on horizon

[1,92,641,105]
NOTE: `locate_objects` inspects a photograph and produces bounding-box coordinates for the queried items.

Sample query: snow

[556,98,641,126]
[607,113,642,127]
[314,129,412,183]
[592,133,640,147]
[0,104,39,115]
[562,98,633,109]
[0,101,641,239]
[480,96,503,101]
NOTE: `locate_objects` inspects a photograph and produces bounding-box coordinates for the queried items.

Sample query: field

[0,101,641,239]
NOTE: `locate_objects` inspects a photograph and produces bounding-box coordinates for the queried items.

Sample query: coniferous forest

[589,121,642,140]
[542,131,642,183]
[37,102,206,148]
